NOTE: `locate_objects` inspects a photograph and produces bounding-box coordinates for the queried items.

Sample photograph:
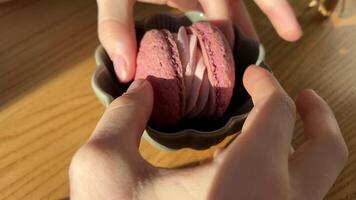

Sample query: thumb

[69,80,154,199]
[89,79,153,152]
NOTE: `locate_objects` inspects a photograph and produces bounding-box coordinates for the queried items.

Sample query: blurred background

[0,0,355,199]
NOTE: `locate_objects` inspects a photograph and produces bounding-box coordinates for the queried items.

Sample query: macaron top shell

[190,22,235,117]
[135,29,185,128]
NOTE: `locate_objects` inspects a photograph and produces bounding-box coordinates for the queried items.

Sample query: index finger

[238,65,296,159]
[254,0,303,41]
[97,0,136,82]
[199,0,235,44]
[211,66,296,198]
[289,90,348,199]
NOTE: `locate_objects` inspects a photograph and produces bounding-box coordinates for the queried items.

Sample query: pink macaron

[135,22,235,128]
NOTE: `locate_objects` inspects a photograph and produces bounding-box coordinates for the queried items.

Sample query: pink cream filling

[176,27,210,118]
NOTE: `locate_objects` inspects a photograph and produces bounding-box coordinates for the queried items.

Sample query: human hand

[69,65,347,200]
[96,0,303,82]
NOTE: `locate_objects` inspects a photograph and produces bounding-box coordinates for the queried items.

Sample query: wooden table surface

[0,0,355,199]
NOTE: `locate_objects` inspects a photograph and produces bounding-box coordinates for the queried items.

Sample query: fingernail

[128,79,146,92]
[113,56,128,82]
[307,89,318,96]
[305,88,315,93]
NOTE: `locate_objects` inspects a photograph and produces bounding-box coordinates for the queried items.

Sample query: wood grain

[0,0,355,199]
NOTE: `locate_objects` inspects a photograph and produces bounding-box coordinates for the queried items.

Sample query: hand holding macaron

[96,0,303,82]
[69,66,347,200]
[71,1,348,199]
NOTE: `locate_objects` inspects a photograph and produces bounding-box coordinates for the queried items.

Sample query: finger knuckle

[317,130,349,167]
[69,142,107,177]
[97,19,124,45]
[110,93,140,109]
[271,92,296,121]
[326,135,349,165]
[339,141,349,165]
[98,29,117,47]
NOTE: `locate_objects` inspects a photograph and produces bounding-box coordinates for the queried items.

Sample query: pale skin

[69,66,348,200]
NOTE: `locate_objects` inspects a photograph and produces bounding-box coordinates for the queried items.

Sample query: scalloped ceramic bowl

[92,11,270,150]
